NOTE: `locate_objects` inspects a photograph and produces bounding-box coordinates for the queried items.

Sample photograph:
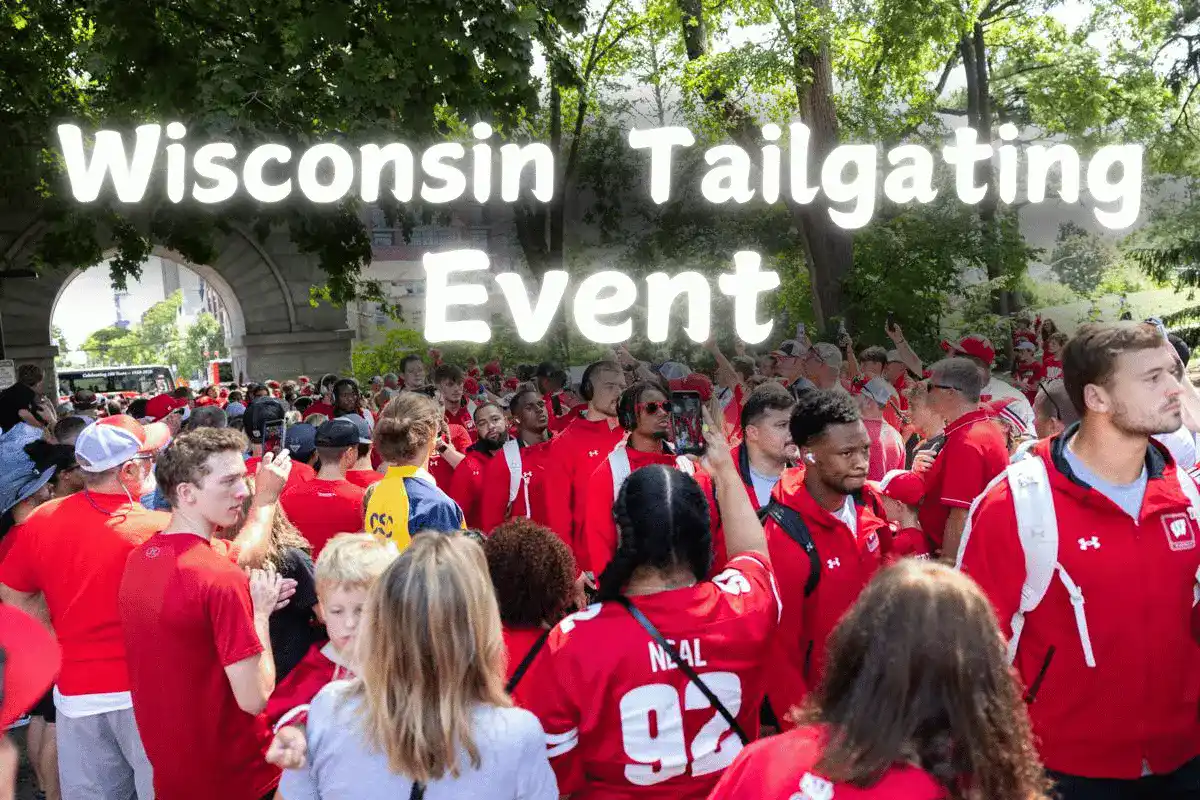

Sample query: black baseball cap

[244,397,286,444]
[316,418,360,448]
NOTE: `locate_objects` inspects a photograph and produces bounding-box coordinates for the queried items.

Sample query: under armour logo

[1078,536,1100,550]
[522,471,532,481]
[794,773,834,800]
[588,450,599,457]
[826,557,841,568]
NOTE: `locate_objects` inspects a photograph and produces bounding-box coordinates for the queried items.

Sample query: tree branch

[933,51,960,97]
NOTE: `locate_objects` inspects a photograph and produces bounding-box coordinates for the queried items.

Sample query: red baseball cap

[464,377,481,396]
[0,605,61,729]
[669,374,714,402]
[871,470,926,507]
[484,360,502,377]
[503,377,519,391]
[144,394,188,422]
[941,334,996,366]
[297,375,311,385]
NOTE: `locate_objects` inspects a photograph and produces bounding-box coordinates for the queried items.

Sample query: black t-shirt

[269,546,319,681]
[0,383,39,432]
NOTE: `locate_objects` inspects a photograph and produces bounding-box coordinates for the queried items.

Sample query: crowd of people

[0,313,1198,800]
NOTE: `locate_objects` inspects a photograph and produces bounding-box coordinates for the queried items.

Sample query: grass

[1035,287,1199,333]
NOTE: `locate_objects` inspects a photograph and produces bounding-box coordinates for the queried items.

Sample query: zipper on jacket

[803,640,814,682]
[1024,645,1056,704]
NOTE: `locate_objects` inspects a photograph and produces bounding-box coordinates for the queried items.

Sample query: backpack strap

[674,455,695,476]
[757,500,820,596]
[610,447,632,498]
[410,782,425,800]
[1170,466,1200,608]
[614,596,750,745]
[505,628,551,695]
[503,438,523,509]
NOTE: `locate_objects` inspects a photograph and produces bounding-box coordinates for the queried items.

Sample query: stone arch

[0,214,354,385]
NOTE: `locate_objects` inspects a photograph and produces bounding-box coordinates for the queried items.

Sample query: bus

[57,365,176,402]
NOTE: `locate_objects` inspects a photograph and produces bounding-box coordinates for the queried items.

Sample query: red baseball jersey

[523,554,781,800]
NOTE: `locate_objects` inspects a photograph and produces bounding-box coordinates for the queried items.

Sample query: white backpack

[609,447,694,498]
[957,455,1200,668]
[502,439,527,516]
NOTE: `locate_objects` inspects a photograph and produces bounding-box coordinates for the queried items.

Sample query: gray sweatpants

[56,707,154,799]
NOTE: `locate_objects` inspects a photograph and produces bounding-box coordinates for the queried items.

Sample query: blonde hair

[316,533,397,595]
[352,534,509,782]
[374,392,439,464]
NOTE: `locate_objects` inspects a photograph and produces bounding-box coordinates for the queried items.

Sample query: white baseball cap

[75,416,171,473]
[1015,339,1037,351]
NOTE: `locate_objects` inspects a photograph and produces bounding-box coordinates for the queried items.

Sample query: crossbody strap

[614,596,750,745]
[410,782,425,800]
[505,628,551,695]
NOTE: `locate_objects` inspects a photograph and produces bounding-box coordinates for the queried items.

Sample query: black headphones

[580,362,599,402]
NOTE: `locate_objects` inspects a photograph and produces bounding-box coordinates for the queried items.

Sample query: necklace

[83,488,134,517]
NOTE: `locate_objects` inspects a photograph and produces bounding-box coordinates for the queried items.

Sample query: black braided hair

[597,465,711,601]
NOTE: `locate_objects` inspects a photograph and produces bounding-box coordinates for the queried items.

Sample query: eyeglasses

[636,401,667,415]
[930,383,959,392]
[1037,380,1063,420]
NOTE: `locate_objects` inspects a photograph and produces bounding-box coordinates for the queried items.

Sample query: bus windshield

[58,366,176,398]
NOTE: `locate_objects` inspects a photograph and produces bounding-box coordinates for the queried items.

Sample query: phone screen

[669,391,706,457]
[262,419,287,455]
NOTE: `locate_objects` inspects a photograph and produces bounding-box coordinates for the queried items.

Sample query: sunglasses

[930,382,959,392]
[1037,380,1063,420]
[636,401,668,415]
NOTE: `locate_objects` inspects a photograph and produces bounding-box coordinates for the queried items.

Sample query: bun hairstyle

[598,465,711,600]
[374,392,440,464]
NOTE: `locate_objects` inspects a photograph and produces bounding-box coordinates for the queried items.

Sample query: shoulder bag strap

[759,500,821,597]
[410,782,425,800]
[614,596,750,745]
[505,628,552,694]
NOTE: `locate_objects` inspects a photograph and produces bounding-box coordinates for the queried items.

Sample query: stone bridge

[0,211,356,385]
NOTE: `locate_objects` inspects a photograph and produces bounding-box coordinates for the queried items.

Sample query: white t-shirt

[747,466,780,507]
[833,494,858,538]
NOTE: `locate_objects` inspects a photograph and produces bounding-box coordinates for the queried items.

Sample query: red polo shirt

[916,408,1008,552]
[279,478,365,558]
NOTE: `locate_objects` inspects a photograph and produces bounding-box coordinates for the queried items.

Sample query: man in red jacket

[733,382,796,509]
[959,322,1200,798]
[448,402,509,529]
[536,361,582,433]
[478,389,562,536]
[577,382,721,576]
[545,361,627,561]
[761,389,890,727]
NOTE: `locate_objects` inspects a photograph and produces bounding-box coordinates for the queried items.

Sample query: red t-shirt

[427,423,473,489]
[245,456,316,492]
[503,625,547,707]
[862,418,905,482]
[1012,359,1046,402]
[119,533,280,800]
[0,492,169,695]
[345,469,384,488]
[916,408,1009,552]
[445,403,478,441]
[1043,352,1063,380]
[304,401,334,418]
[707,724,943,800]
[279,478,366,558]
[524,554,781,800]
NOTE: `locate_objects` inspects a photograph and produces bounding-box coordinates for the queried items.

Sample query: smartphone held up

[669,391,706,457]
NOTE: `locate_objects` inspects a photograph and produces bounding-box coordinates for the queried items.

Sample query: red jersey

[265,642,355,731]
[708,724,943,800]
[445,401,478,441]
[545,414,626,559]
[478,438,569,540]
[762,471,889,724]
[916,408,1008,552]
[1012,359,1046,403]
[0,492,169,695]
[345,468,384,488]
[1043,352,1063,380]
[447,447,495,530]
[120,533,280,800]
[279,478,365,558]
[524,554,780,800]
[960,438,1200,778]
[577,446,724,577]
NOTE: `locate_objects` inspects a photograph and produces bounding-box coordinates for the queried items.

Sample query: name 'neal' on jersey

[649,639,708,673]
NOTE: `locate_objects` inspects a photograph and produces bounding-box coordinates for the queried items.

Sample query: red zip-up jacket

[544,413,626,562]
[447,446,495,530]
[477,438,567,539]
[763,469,890,726]
[960,433,1200,779]
[578,444,724,577]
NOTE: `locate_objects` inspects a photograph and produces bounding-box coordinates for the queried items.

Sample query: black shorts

[30,690,55,724]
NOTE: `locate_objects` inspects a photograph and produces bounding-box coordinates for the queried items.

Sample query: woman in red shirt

[707,560,1051,800]
[482,517,578,704]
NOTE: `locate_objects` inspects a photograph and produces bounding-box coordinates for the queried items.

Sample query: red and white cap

[870,469,926,507]
[75,415,171,473]
[145,394,189,423]
[0,605,61,729]
[940,334,996,365]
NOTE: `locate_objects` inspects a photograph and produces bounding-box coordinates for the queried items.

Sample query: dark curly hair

[483,518,576,628]
[617,381,669,432]
[789,388,861,448]
[597,465,711,601]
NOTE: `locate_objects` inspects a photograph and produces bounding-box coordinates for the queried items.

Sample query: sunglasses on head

[636,401,668,415]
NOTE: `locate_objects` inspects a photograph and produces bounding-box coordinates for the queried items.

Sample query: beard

[1111,397,1182,437]
[474,434,507,454]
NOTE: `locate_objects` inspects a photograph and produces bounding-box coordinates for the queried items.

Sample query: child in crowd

[264,533,397,732]
[1043,330,1068,379]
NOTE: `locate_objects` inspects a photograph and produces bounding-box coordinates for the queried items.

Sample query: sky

[55,256,171,351]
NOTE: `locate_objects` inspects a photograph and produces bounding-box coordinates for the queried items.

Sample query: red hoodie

[477,438,566,540]
[959,435,1200,779]
[577,444,725,577]
[762,469,890,726]
[544,413,626,561]
[447,446,496,529]
[546,391,583,434]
